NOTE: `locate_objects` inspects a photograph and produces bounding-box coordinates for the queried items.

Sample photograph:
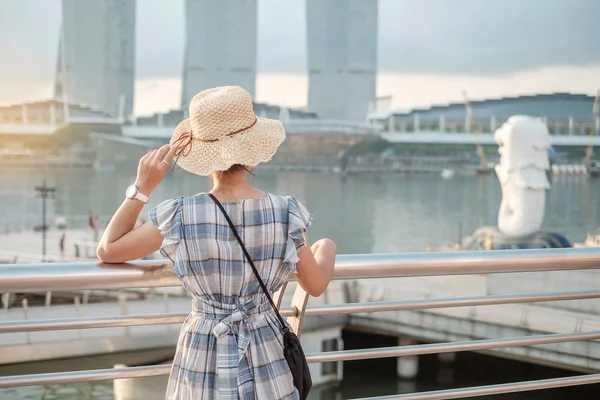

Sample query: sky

[0,0,599,116]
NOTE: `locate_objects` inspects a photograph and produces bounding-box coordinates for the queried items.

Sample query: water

[1,167,599,399]
[1,167,598,252]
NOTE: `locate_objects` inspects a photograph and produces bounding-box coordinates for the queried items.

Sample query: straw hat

[171,86,285,176]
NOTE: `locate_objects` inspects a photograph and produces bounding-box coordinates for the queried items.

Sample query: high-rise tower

[181,0,257,110]
[55,0,136,119]
[306,0,378,121]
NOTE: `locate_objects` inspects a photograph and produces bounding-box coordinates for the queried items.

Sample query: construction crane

[585,90,599,177]
[463,91,491,174]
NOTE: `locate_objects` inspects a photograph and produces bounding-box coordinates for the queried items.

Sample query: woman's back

[150,192,312,399]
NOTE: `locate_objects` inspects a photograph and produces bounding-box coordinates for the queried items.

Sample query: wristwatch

[125,185,149,204]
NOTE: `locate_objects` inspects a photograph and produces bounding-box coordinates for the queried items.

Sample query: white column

[389,114,395,132]
[50,102,56,124]
[21,104,28,123]
[596,117,599,135]
[397,337,419,379]
[157,113,164,127]
[439,115,445,133]
[490,116,496,132]
[568,117,574,135]
[465,115,470,133]
[414,114,420,132]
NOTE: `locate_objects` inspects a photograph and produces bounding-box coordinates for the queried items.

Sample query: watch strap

[134,190,149,203]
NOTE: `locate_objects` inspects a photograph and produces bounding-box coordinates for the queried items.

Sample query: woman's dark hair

[212,164,254,180]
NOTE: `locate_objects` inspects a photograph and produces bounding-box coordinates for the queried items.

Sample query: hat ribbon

[171,117,258,171]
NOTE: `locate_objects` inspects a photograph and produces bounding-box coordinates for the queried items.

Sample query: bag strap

[207,193,290,333]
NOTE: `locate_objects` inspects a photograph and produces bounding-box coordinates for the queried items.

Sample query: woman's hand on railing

[295,237,337,297]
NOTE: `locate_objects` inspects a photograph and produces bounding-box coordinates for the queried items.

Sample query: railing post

[119,293,130,337]
[74,296,83,339]
[163,292,172,333]
[273,282,288,309]
[45,291,52,307]
[1,293,9,310]
[519,307,530,328]
[397,336,418,379]
[287,284,309,337]
[22,299,31,344]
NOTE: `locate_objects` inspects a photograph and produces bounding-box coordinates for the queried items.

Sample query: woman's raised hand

[135,144,177,195]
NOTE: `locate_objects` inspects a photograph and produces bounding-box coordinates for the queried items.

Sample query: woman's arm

[295,235,337,297]
[96,145,176,263]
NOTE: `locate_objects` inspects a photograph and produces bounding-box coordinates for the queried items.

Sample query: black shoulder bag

[207,194,312,399]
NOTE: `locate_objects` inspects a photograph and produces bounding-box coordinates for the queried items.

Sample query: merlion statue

[494,116,550,237]
[458,115,572,250]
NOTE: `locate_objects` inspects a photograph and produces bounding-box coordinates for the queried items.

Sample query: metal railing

[1,247,600,399]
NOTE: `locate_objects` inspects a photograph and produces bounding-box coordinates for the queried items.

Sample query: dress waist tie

[192,298,270,400]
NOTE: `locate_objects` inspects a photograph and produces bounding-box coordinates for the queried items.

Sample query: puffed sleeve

[283,196,314,273]
[149,197,183,263]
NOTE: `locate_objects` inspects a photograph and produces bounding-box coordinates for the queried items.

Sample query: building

[306,0,378,122]
[55,0,136,119]
[0,100,122,151]
[134,103,317,128]
[181,0,258,110]
[377,93,599,136]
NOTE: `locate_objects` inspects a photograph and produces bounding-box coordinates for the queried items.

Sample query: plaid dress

[149,193,312,400]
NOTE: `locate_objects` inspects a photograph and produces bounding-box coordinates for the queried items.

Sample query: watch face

[126,185,137,198]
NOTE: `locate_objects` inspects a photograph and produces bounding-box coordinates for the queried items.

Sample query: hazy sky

[1,0,599,115]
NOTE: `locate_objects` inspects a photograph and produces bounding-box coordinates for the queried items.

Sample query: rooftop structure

[369,93,600,136]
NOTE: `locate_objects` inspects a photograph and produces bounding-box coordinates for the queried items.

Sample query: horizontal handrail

[354,373,600,400]
[1,248,600,292]
[0,365,170,388]
[306,330,600,363]
[1,330,599,388]
[2,289,600,333]
[304,289,600,316]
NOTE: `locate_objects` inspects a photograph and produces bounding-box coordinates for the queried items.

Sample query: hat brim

[170,117,285,176]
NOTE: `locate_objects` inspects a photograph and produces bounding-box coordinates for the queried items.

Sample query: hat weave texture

[171,86,285,176]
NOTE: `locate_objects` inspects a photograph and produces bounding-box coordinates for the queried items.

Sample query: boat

[574,233,600,247]
[476,165,494,175]
[441,169,455,179]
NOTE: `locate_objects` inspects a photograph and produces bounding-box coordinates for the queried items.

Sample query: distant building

[0,100,121,149]
[134,103,317,128]
[375,93,599,136]
[55,0,135,119]
[181,0,258,110]
[306,0,378,122]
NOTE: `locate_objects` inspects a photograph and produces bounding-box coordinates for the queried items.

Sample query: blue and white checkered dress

[149,193,313,400]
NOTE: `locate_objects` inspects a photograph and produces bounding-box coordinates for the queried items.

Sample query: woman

[97,86,338,399]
